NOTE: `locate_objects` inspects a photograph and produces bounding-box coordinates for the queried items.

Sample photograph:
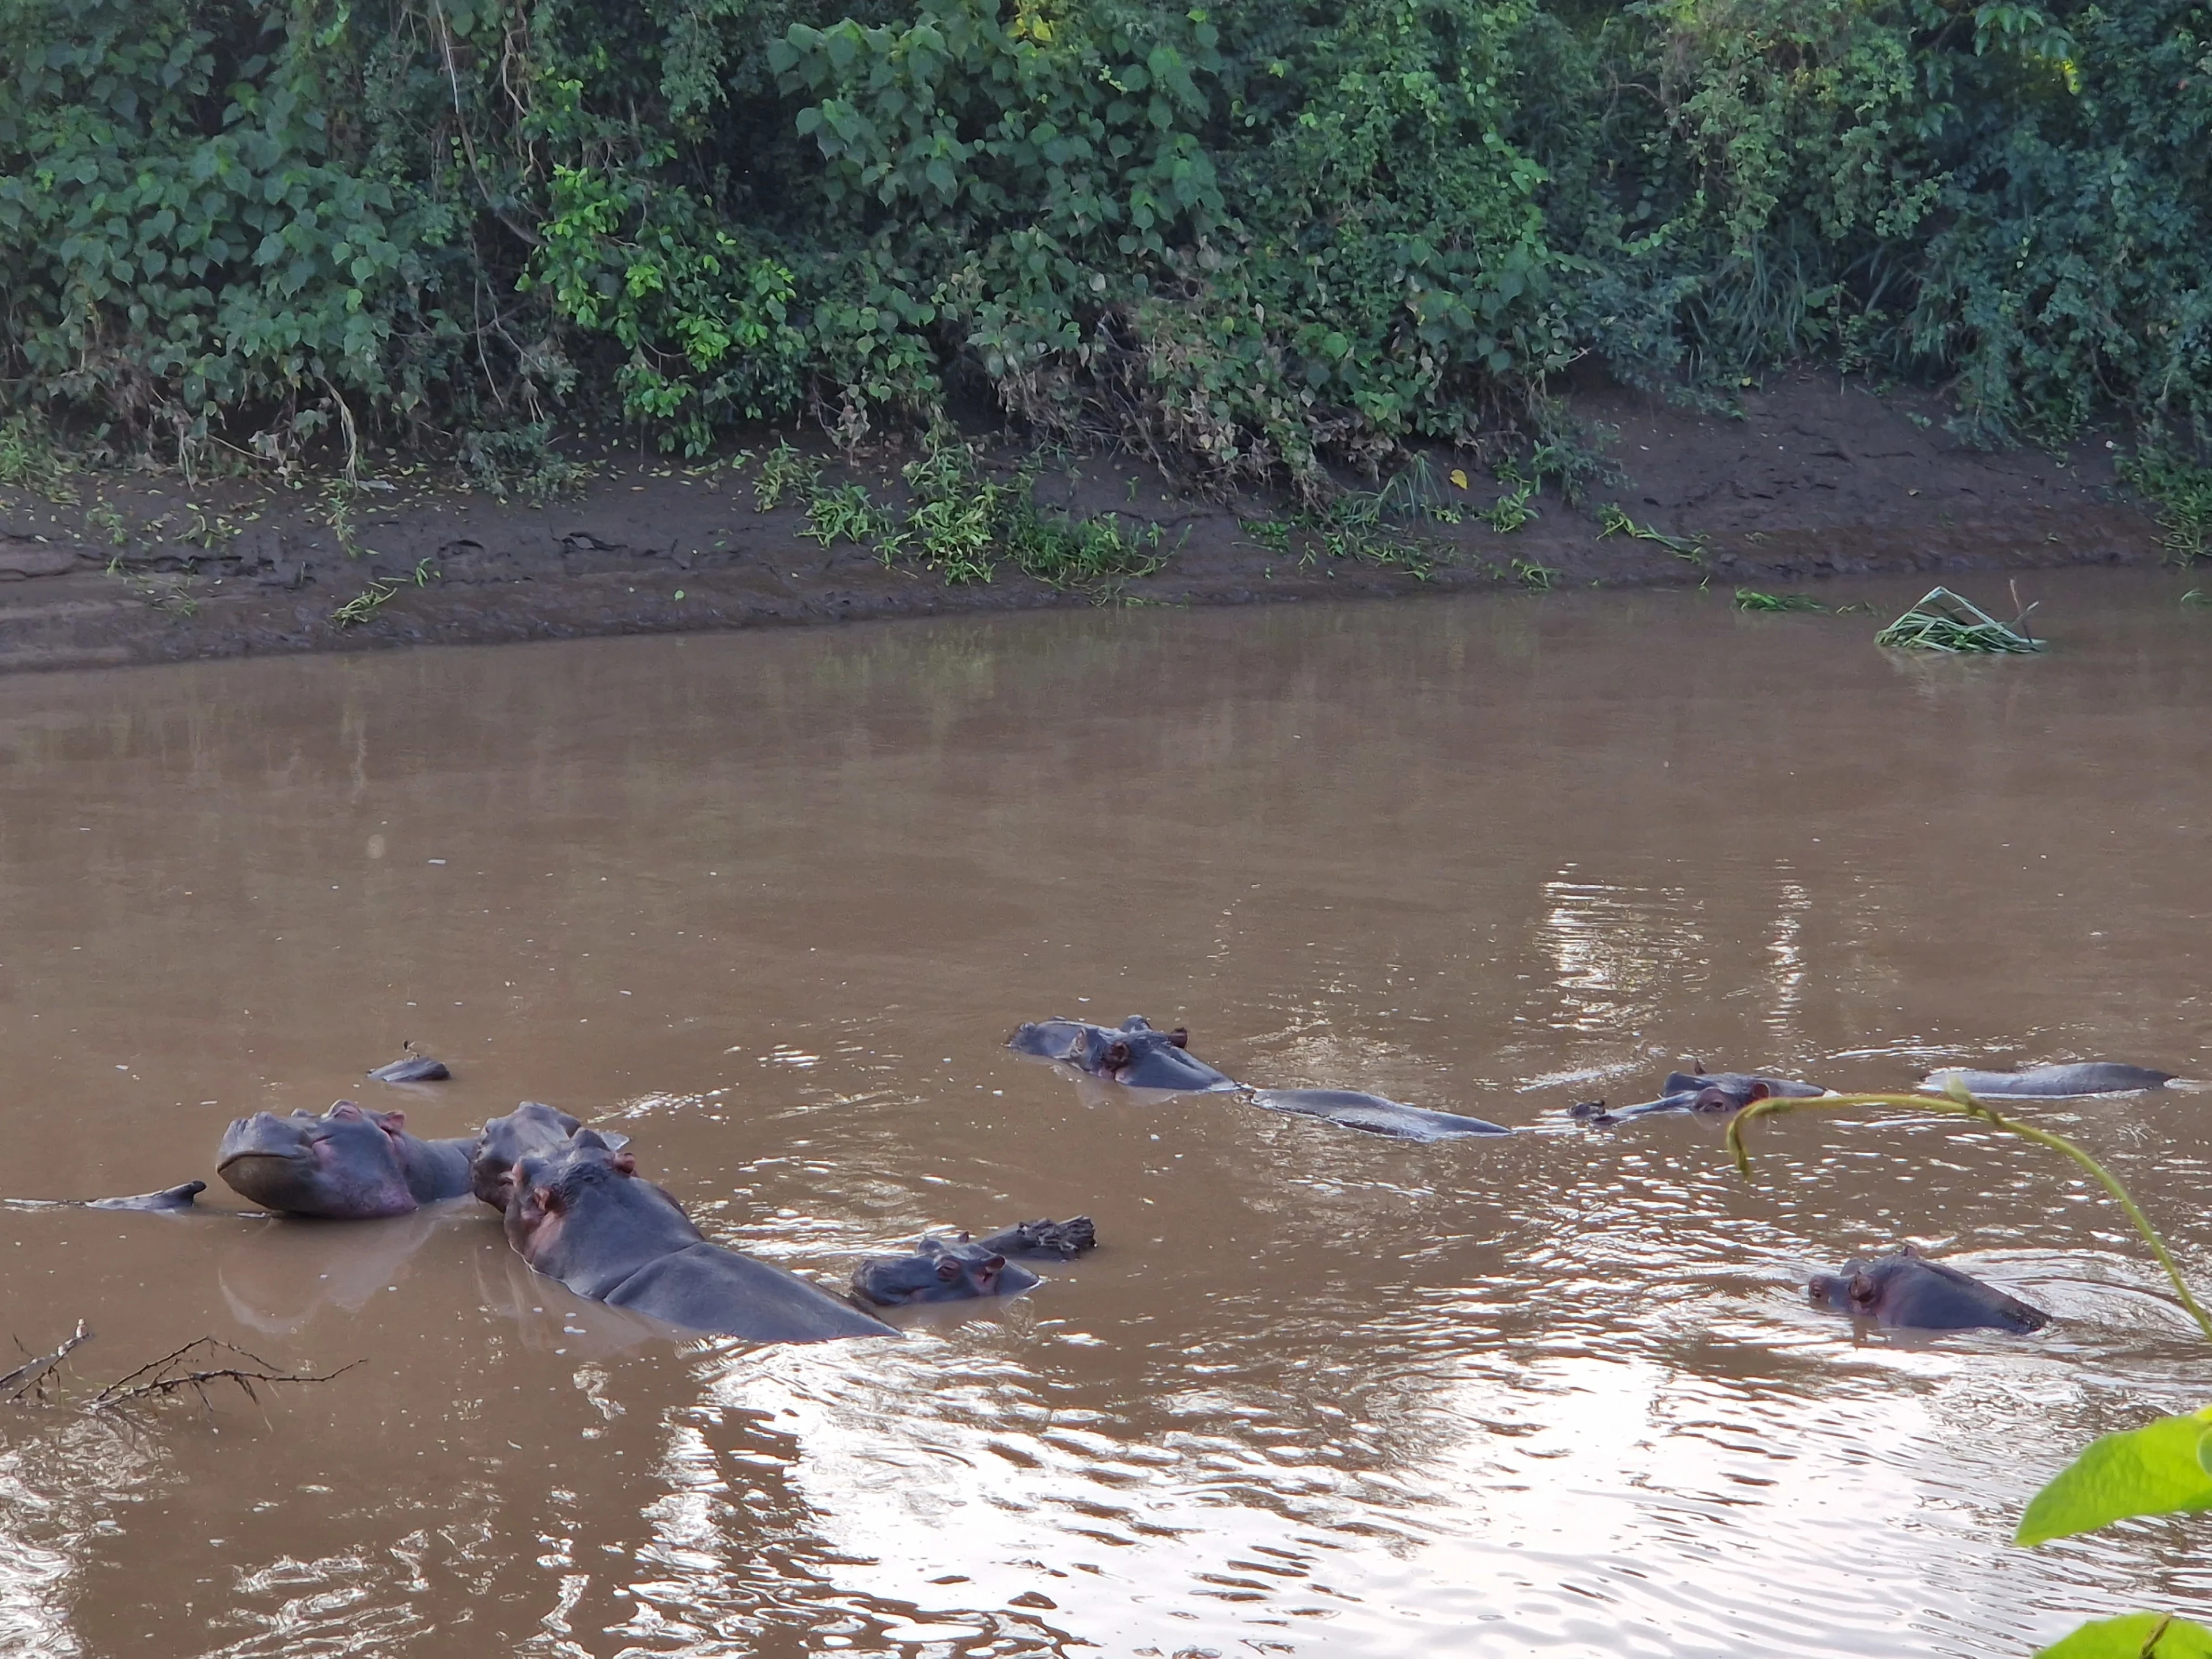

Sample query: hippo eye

[935,1258,962,1282]
[1168,1028,1190,1049]
[1105,1040,1132,1067]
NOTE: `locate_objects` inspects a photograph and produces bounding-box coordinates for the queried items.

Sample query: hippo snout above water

[471,1101,630,1211]
[1919,1062,2176,1099]
[217,1101,476,1218]
[1808,1246,2049,1334]
[1010,1015,1238,1093]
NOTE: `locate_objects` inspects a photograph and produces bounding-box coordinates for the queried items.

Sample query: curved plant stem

[1726,1089,2212,1347]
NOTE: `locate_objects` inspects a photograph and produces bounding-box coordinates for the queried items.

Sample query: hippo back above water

[1808,1246,2049,1334]
[505,1131,893,1343]
[1009,1016,1238,1092]
[1921,1063,2175,1099]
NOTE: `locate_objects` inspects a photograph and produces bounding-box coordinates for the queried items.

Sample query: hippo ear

[935,1257,963,1282]
[1744,1082,1771,1103]
[1168,1028,1190,1049]
[610,1151,637,1176]
[370,1109,407,1133]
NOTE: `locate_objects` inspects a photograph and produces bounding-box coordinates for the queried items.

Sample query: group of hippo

[69,1066,1099,1344]
[1011,1016,2183,1338]
[48,1024,2183,1344]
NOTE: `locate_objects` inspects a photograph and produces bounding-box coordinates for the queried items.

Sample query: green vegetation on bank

[3,0,2211,500]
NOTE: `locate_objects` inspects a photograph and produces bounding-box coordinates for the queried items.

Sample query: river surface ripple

[1,569,2210,1657]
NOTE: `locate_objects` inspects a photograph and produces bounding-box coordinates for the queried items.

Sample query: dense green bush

[3,0,2210,480]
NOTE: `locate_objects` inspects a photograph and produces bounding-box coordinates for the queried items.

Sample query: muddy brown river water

[2,569,2210,1657]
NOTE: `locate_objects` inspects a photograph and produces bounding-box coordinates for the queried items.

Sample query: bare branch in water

[1727,1088,2212,1346]
[90,1338,359,1412]
[0,1320,92,1403]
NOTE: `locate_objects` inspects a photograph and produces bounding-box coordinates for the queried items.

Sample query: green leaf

[2032,1613,2212,1658]
[2017,1411,2212,1545]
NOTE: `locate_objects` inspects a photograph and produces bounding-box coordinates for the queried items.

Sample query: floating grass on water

[1874,585,2044,653]
[1734,589,1826,612]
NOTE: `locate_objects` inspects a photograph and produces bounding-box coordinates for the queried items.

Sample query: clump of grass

[459,421,589,503]
[1874,585,2044,653]
[802,482,891,549]
[2183,588,2212,609]
[753,441,820,512]
[1005,505,1169,591]
[1734,588,1825,612]
[2119,447,2212,565]
[1512,557,1560,590]
[0,411,77,502]
[1598,503,1707,563]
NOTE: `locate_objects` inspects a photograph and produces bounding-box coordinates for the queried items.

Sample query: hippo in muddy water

[1919,1063,2175,1099]
[850,1215,1098,1306]
[1012,1016,1509,1137]
[851,1236,1045,1306]
[1249,1089,1509,1140]
[975,1216,1097,1259]
[1571,1069,1827,1126]
[1010,1016,1238,1092]
[3,1180,210,1214]
[1808,1245,2050,1334]
[217,1101,475,1218]
[469,1101,630,1210]
[503,1130,894,1343]
[367,1048,452,1084]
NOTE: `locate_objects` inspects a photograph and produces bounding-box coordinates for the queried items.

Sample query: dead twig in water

[90,1338,359,1413]
[0,1320,92,1403]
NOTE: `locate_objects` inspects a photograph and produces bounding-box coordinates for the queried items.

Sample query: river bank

[0,372,2163,674]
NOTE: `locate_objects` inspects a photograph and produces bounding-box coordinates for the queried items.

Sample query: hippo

[503,1130,894,1343]
[1919,1063,2175,1099]
[469,1101,629,1210]
[1808,1245,2050,1334]
[1249,1089,1508,1140]
[3,1180,209,1214]
[851,1235,1045,1306]
[1012,1016,1509,1137]
[974,1216,1097,1259]
[1010,1016,1238,1092]
[368,1051,452,1084]
[1571,1069,1827,1126]
[217,1101,475,1218]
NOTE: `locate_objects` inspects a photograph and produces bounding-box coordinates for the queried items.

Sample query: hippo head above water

[850,1235,1044,1306]
[1808,1245,2050,1334]
[217,1101,472,1218]
[471,1102,628,1211]
[1007,1016,1237,1092]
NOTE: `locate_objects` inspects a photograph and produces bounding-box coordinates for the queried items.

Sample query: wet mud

[1,570,2209,1656]
[0,374,2160,675]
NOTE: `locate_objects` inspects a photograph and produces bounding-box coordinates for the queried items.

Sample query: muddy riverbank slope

[0,373,2165,674]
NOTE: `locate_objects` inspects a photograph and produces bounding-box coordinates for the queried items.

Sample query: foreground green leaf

[2033,1612,2212,1658]
[2018,1411,2212,1546]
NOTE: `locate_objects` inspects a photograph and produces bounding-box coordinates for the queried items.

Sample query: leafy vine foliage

[3,0,2210,478]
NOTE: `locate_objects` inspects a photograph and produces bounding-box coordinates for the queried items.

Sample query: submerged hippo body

[1573,1070,1826,1126]
[5,1180,210,1214]
[1921,1063,2175,1099]
[1009,1016,1238,1092]
[217,1101,475,1218]
[851,1235,1045,1306]
[505,1132,893,1343]
[368,1052,452,1084]
[975,1216,1097,1259]
[1251,1089,1509,1141]
[1808,1246,2050,1334]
